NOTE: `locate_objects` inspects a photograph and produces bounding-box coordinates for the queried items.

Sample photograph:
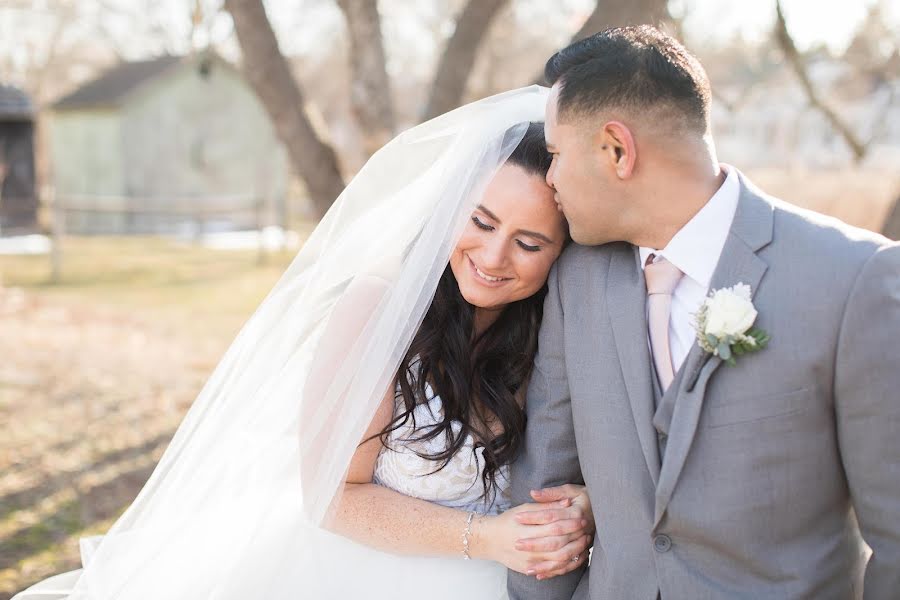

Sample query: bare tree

[572,0,670,42]
[774,0,868,162]
[421,0,510,121]
[225,0,345,218]
[335,0,395,155]
[529,0,671,85]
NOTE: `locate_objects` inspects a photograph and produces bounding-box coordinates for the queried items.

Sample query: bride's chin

[458,287,506,311]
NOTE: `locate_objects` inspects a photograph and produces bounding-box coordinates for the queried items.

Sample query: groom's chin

[569,229,605,247]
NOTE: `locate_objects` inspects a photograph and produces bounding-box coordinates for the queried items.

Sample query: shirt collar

[639,164,740,289]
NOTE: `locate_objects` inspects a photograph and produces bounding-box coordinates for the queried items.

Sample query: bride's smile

[468,254,512,285]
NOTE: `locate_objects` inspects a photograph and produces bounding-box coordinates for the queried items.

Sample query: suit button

[654,534,672,553]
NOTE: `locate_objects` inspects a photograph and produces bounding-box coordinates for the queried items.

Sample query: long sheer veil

[17,85,549,599]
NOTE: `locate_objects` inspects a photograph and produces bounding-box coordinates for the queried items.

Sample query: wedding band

[572,554,580,562]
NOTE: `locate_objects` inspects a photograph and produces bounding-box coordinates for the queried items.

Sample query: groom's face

[545,85,623,245]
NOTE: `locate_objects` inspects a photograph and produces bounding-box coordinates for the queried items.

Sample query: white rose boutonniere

[694,283,769,366]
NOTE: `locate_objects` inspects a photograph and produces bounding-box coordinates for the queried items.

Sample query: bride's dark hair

[374,122,556,504]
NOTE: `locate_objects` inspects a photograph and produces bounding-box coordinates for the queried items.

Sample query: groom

[509,26,900,599]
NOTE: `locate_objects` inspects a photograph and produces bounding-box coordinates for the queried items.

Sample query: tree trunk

[421,0,510,121]
[532,0,671,85]
[883,196,900,240]
[225,0,345,218]
[574,0,670,40]
[336,0,395,156]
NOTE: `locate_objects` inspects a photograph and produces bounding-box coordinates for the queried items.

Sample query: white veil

[17,85,549,600]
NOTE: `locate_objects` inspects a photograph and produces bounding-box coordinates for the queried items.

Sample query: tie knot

[644,255,683,296]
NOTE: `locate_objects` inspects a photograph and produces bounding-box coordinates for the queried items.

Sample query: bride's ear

[595,121,636,180]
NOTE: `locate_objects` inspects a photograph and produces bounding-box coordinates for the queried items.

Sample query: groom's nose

[546,158,557,189]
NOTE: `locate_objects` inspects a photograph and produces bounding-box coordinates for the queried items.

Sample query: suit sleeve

[834,243,900,599]
[508,260,588,600]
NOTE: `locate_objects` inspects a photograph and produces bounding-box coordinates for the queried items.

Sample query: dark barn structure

[0,85,37,231]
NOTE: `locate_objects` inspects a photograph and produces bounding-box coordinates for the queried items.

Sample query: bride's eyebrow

[476,204,555,244]
[476,204,501,222]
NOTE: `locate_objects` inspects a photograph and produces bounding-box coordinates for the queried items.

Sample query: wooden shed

[49,52,287,235]
[0,85,37,232]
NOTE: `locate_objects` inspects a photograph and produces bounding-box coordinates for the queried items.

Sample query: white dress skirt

[13,393,513,600]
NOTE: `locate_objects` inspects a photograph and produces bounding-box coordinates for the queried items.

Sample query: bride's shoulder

[363,254,404,285]
[334,253,403,302]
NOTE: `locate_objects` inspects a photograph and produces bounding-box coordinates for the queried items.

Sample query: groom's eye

[472,216,494,231]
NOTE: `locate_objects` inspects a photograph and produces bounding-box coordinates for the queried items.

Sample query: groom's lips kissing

[554,193,564,213]
[467,255,511,287]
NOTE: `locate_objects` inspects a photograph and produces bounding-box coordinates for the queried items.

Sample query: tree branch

[774,0,867,162]
[421,0,510,121]
[225,0,345,217]
[335,0,395,155]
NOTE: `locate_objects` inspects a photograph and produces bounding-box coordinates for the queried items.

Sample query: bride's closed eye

[471,216,544,253]
[516,240,541,252]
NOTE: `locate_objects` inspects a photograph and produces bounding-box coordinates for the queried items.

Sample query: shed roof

[0,84,34,120]
[53,55,183,110]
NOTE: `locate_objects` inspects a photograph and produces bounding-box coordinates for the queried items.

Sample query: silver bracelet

[462,511,476,560]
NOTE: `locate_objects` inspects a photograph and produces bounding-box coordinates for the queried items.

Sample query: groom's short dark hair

[545,25,711,134]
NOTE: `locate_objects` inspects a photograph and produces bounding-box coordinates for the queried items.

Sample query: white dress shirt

[639,164,740,372]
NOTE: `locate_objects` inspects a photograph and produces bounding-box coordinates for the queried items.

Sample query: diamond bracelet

[462,511,476,560]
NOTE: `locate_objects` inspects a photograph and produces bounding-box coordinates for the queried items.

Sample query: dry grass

[0,235,300,338]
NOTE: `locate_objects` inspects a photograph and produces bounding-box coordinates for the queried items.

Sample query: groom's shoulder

[556,240,624,274]
[745,175,892,269]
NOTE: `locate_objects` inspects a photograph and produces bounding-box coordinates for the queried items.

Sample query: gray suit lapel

[606,244,661,486]
[653,175,774,526]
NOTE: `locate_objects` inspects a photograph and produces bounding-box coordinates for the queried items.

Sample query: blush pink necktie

[644,255,684,391]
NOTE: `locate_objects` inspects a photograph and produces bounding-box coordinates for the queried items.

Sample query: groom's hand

[512,484,594,579]
[520,484,595,536]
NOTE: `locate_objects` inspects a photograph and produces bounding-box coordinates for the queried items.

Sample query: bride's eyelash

[472,216,493,230]
[473,216,542,252]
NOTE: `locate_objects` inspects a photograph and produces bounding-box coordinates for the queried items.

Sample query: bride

[13,86,593,600]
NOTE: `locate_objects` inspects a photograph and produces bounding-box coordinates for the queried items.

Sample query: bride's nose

[478,235,509,271]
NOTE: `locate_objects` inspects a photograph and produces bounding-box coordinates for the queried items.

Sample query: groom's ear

[596,121,636,180]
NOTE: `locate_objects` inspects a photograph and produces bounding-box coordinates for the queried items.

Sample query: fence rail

[0,188,287,283]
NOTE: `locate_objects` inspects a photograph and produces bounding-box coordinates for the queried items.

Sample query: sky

[3,0,899,85]
[674,0,898,52]
[272,0,900,63]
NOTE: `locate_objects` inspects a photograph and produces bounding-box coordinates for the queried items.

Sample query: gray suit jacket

[508,171,900,600]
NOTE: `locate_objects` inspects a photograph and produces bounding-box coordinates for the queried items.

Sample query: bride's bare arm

[328,387,592,576]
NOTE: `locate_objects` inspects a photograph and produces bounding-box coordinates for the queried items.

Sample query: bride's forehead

[477,177,557,228]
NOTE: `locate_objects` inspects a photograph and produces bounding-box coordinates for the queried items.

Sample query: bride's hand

[473,496,592,578]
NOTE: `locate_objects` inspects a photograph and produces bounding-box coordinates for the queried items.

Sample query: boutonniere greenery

[694,283,769,367]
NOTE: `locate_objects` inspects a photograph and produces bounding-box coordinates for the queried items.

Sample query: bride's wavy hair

[373,122,560,505]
